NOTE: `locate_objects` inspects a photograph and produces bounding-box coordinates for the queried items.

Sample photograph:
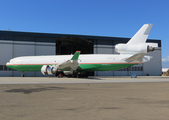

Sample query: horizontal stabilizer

[125,53,146,62]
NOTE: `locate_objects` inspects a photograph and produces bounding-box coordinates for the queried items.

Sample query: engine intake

[41,65,59,75]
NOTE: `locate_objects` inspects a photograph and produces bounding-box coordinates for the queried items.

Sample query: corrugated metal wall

[0,35,55,77]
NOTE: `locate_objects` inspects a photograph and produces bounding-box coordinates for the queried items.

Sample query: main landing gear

[55,71,89,78]
[66,72,88,78]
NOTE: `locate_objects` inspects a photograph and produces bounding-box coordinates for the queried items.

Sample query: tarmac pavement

[0,76,169,120]
[0,76,169,84]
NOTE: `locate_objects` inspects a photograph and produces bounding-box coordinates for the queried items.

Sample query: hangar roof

[0,30,161,47]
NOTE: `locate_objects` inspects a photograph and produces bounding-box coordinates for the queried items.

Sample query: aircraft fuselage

[6,54,141,72]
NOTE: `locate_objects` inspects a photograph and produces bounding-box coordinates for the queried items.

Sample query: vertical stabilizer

[127,24,153,44]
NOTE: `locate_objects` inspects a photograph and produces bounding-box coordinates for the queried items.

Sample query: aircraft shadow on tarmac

[75,77,102,80]
[5,86,85,94]
[5,87,66,94]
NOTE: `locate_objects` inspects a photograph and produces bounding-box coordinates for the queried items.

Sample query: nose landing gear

[21,71,25,77]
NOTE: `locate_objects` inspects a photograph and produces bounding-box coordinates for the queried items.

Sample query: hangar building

[0,30,162,77]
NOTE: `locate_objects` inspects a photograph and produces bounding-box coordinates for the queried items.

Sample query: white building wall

[96,71,114,76]
[13,41,35,57]
[35,42,55,55]
[113,71,128,76]
[143,50,162,76]
[0,40,13,64]
[0,71,13,77]
[0,40,13,77]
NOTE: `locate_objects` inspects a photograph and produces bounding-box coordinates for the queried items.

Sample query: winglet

[71,51,81,60]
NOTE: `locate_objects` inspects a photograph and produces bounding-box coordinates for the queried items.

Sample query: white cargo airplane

[6,24,158,77]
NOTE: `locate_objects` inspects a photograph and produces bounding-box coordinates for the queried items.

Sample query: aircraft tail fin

[127,24,153,44]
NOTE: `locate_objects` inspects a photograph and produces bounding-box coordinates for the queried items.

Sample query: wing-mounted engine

[40,51,81,76]
[41,65,59,75]
[115,43,155,54]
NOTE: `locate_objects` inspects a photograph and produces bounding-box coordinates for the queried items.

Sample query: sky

[0,0,169,67]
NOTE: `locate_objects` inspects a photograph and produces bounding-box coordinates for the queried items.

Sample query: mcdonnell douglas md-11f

[6,24,159,77]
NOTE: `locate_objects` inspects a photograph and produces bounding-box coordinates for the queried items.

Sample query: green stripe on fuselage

[79,63,137,71]
[6,65,43,71]
[6,63,138,72]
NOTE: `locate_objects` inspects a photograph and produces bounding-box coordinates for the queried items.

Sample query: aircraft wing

[58,51,80,71]
[125,53,146,62]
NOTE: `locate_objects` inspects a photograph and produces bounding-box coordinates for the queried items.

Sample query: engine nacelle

[41,65,59,75]
[115,43,154,54]
[41,65,48,75]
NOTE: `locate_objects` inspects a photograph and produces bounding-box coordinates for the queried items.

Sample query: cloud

[162,56,169,62]
[162,56,169,68]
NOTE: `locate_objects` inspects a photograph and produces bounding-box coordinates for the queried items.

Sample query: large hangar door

[56,37,94,76]
[56,37,93,55]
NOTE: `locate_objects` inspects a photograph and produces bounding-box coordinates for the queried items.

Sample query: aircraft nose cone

[6,62,9,66]
[6,62,14,70]
[6,62,10,68]
[6,60,12,67]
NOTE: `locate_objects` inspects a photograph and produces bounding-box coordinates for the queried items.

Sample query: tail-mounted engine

[41,65,59,75]
[115,43,155,54]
